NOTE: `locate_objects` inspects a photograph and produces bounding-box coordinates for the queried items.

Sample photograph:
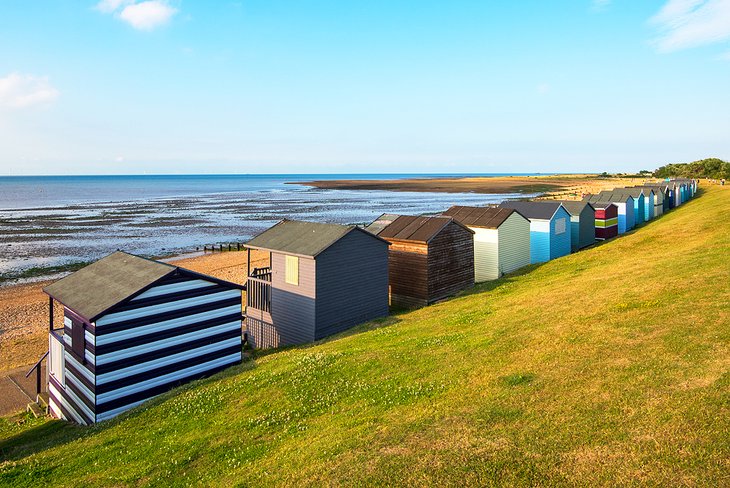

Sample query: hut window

[555,218,566,235]
[71,319,86,362]
[285,255,299,285]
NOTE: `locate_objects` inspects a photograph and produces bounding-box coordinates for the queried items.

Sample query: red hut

[593,203,618,240]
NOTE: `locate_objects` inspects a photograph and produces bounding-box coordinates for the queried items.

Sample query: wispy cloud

[650,0,730,52]
[95,0,177,31]
[0,73,59,108]
[592,0,611,11]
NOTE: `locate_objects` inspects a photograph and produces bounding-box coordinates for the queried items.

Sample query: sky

[1,0,729,175]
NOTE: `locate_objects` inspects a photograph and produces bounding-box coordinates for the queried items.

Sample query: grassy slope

[1,187,728,487]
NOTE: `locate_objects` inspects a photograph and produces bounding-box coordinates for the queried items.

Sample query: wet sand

[0,250,269,373]
[297,174,649,200]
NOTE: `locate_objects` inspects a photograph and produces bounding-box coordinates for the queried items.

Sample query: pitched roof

[441,206,523,229]
[556,200,594,217]
[366,214,401,235]
[498,201,564,220]
[641,184,669,193]
[246,219,385,257]
[584,191,635,204]
[369,215,472,242]
[634,186,664,201]
[610,187,647,199]
[44,252,176,321]
[590,202,616,210]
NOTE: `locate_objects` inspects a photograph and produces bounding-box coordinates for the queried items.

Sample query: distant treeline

[654,158,730,179]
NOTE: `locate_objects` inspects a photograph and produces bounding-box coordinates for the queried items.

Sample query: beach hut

[244,220,390,349]
[42,251,244,425]
[642,188,655,220]
[583,192,635,234]
[639,185,666,216]
[366,214,474,308]
[498,201,571,263]
[593,203,618,240]
[671,179,697,201]
[628,187,654,221]
[557,201,596,251]
[642,184,670,213]
[662,183,672,211]
[667,181,682,207]
[673,181,687,204]
[442,206,531,282]
[611,189,646,226]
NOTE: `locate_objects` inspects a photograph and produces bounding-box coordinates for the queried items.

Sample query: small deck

[246,266,271,313]
[245,267,280,348]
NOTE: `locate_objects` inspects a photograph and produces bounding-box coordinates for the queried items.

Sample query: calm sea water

[0,174,538,280]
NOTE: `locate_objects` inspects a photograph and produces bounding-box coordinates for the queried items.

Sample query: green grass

[1,187,729,487]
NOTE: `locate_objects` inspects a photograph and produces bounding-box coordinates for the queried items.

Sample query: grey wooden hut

[41,251,244,424]
[366,214,475,308]
[244,220,390,349]
[557,200,596,251]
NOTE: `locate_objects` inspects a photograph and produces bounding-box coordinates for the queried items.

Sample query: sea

[0,174,538,282]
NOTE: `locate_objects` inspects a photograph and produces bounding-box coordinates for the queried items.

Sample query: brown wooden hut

[367,215,474,308]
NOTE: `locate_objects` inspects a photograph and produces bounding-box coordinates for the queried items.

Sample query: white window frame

[554,217,566,235]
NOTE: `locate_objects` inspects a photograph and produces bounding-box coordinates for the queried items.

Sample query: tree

[653,158,730,179]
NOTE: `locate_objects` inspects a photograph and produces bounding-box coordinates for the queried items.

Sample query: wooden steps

[26,393,50,418]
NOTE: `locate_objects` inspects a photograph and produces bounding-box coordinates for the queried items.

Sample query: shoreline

[292,174,649,199]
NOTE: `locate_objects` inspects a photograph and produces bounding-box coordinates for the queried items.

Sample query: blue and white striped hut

[43,251,244,424]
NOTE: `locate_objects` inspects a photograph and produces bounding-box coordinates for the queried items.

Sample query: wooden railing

[25,351,49,398]
[247,267,272,313]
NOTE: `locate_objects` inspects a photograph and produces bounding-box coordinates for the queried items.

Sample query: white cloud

[537,83,551,95]
[593,0,611,10]
[650,0,730,52]
[95,0,177,31]
[0,73,59,109]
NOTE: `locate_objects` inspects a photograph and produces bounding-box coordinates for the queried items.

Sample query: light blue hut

[614,189,646,226]
[639,188,655,221]
[498,201,571,264]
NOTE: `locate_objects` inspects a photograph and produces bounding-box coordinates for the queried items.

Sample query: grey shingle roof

[556,200,594,217]
[591,202,616,210]
[442,206,522,229]
[246,219,383,257]
[584,191,635,205]
[44,251,176,321]
[498,201,563,220]
[43,251,243,321]
[610,188,648,199]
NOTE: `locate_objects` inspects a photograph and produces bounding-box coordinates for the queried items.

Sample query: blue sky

[1,0,729,175]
